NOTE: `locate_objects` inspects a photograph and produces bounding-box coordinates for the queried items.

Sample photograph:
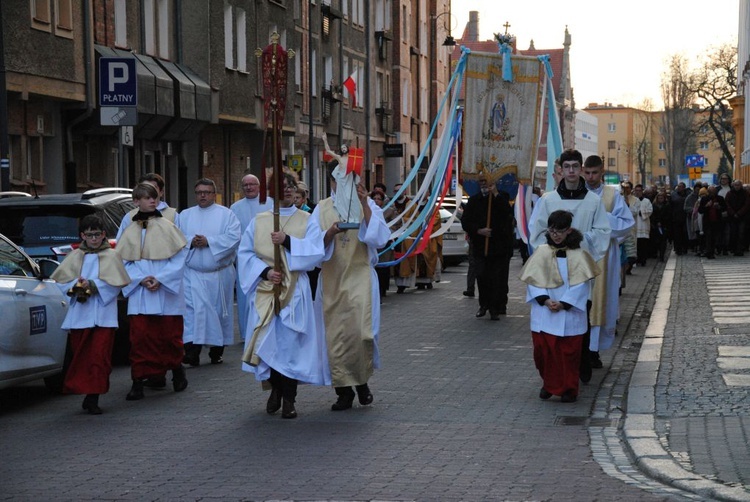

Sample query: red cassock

[64,327,115,395]
[129,315,184,380]
[532,331,583,397]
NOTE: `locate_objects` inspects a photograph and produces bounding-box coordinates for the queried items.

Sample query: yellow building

[585,103,727,187]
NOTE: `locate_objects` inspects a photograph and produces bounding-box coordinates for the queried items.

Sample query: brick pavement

[623,251,750,501]
[0,253,703,501]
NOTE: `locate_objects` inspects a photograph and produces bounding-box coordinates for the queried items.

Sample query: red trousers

[129,315,184,380]
[64,327,115,395]
[532,331,583,397]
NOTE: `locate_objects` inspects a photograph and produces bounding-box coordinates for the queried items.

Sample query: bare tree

[661,55,697,184]
[688,42,737,167]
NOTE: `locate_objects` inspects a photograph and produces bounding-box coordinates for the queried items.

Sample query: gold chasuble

[590,186,616,327]
[242,210,309,366]
[318,198,374,386]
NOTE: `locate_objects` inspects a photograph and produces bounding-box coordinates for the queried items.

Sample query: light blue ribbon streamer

[500,43,513,82]
[538,55,563,193]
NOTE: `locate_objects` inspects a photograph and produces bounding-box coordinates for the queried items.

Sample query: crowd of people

[50,143,745,415]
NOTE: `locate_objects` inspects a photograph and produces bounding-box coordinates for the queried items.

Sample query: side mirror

[37,258,60,279]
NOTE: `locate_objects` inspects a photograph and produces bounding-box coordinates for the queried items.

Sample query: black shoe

[560,391,577,403]
[331,396,354,411]
[416,284,425,290]
[281,399,297,419]
[266,387,282,414]
[490,314,500,321]
[82,394,103,415]
[426,283,433,290]
[590,351,603,369]
[126,380,145,401]
[143,375,167,388]
[355,384,374,406]
[462,290,475,298]
[539,388,552,400]
[183,354,200,367]
[475,307,487,318]
[331,388,355,411]
[210,356,223,365]
[172,366,188,392]
[396,286,405,294]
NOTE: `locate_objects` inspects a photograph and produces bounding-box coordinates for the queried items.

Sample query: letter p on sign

[108,62,129,92]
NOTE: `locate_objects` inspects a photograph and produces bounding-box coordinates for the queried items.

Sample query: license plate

[443,234,458,240]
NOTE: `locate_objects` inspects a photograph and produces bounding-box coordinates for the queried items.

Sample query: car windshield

[0,237,34,276]
[0,207,103,246]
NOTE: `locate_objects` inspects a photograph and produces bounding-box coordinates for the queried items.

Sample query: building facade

[0,0,450,207]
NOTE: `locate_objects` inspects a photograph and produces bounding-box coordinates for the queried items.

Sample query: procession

[3,2,750,501]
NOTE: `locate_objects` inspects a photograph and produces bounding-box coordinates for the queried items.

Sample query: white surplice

[238,206,329,385]
[57,253,123,329]
[526,258,591,337]
[230,196,275,341]
[178,203,241,347]
[586,185,635,351]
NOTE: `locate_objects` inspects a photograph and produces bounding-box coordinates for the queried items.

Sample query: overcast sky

[451,1,739,109]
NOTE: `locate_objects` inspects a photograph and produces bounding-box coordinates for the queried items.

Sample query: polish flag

[343,70,358,108]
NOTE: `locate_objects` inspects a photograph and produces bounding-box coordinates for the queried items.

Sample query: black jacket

[461,190,514,258]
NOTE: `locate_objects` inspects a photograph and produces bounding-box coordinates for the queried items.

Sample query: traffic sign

[99,57,137,107]
[685,154,705,168]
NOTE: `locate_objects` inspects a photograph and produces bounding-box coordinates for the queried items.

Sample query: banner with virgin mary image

[462,52,543,199]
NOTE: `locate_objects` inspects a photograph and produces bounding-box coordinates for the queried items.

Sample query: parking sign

[99,57,137,107]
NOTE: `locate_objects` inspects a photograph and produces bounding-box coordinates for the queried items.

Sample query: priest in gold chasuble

[311,164,390,411]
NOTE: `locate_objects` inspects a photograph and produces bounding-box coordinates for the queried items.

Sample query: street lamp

[434,11,457,47]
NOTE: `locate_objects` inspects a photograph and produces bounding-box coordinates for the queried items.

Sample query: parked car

[0,232,68,391]
[438,200,469,266]
[0,188,136,365]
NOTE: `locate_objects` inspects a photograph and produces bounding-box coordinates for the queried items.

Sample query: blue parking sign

[99,57,137,107]
[685,154,705,168]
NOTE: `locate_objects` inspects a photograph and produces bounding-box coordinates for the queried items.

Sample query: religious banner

[462,52,543,199]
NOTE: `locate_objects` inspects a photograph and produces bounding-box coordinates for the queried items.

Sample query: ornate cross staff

[256,32,294,315]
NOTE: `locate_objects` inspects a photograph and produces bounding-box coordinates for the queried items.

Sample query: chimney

[462,10,480,42]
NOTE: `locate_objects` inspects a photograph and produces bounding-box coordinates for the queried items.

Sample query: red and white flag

[343,70,358,107]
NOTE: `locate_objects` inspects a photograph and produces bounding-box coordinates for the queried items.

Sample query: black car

[0,188,136,365]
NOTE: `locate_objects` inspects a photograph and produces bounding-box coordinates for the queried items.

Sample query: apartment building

[0,1,450,207]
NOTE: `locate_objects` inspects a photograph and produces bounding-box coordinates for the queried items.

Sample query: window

[608,140,616,149]
[658,142,665,151]
[294,50,301,92]
[144,0,170,59]
[608,123,616,132]
[608,157,616,167]
[402,79,409,116]
[352,0,364,26]
[114,0,127,47]
[324,56,333,89]
[31,0,51,32]
[342,0,348,18]
[236,8,247,72]
[224,5,233,68]
[54,0,73,36]
[658,159,666,167]
[700,141,709,150]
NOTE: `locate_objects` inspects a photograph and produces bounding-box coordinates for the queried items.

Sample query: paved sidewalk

[624,251,750,501]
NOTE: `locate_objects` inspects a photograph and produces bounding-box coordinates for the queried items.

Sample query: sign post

[99,57,137,187]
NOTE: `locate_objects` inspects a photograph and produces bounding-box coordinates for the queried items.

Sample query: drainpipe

[0,3,10,191]
[65,0,94,193]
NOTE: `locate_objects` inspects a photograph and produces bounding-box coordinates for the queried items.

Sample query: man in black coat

[461,176,514,320]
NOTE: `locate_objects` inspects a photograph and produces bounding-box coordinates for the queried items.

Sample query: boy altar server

[51,214,130,414]
[117,183,189,401]
[520,210,600,403]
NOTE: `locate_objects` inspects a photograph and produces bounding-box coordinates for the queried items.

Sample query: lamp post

[429,9,455,164]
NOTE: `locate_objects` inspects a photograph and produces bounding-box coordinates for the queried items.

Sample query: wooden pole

[271,101,282,315]
[484,192,492,256]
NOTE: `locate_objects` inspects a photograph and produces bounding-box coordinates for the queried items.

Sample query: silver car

[0,233,68,391]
